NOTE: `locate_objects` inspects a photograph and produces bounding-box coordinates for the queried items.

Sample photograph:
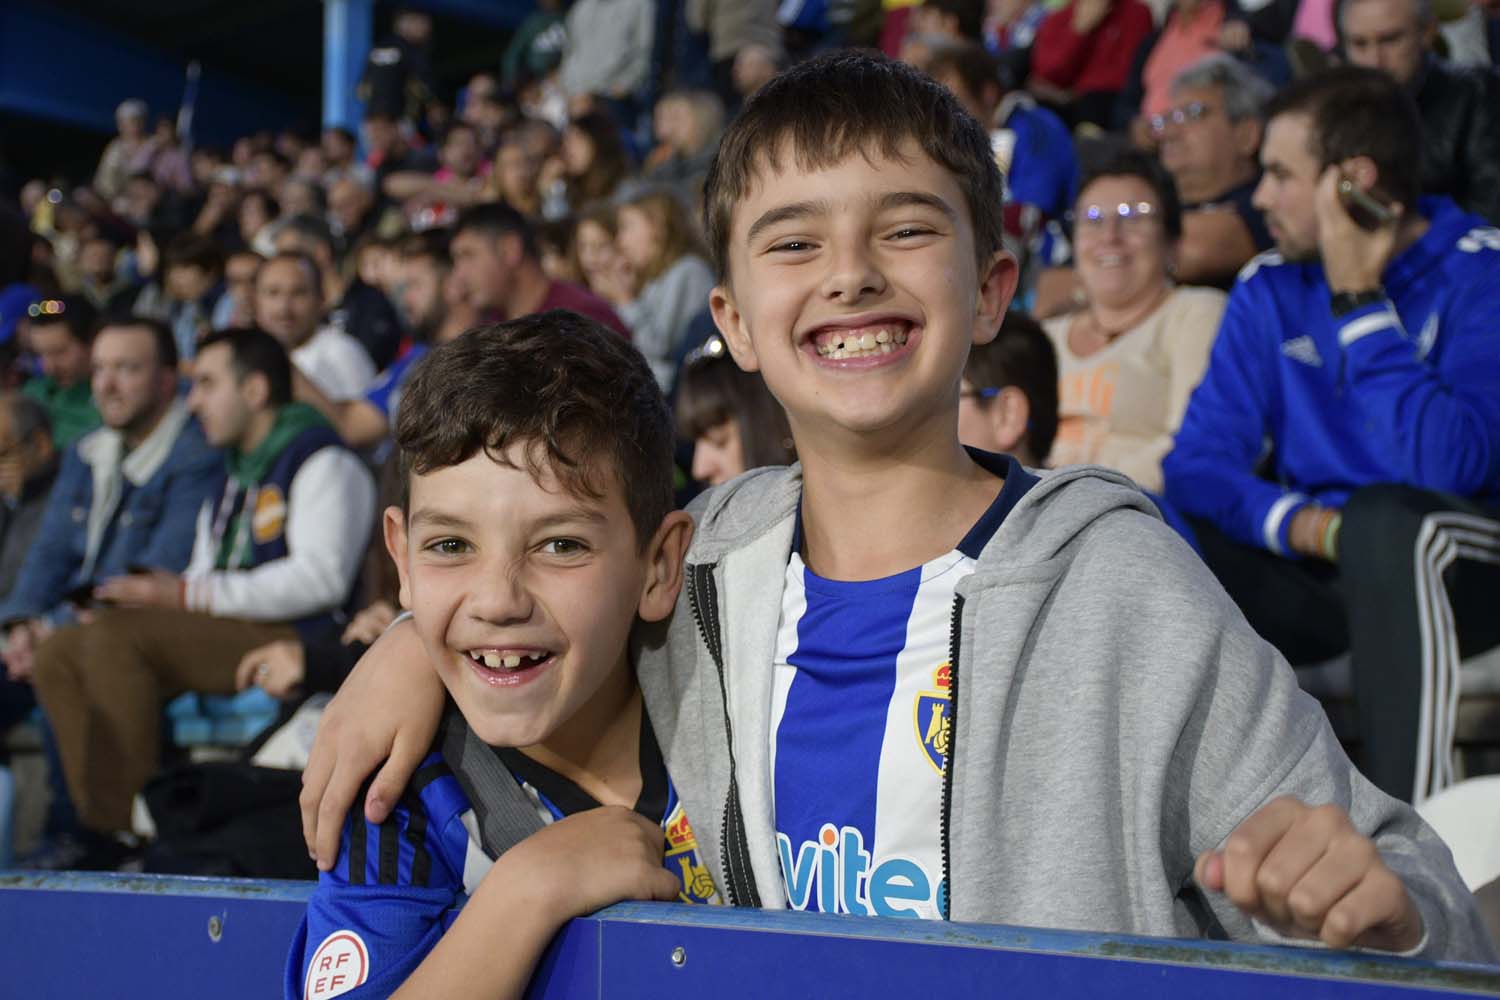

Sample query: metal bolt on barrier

[207,914,223,942]
[670,946,686,968]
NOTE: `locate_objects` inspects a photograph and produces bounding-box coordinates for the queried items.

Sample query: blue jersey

[770,452,1038,919]
[996,93,1078,225]
[362,342,430,424]
[286,744,716,999]
[1164,198,1500,554]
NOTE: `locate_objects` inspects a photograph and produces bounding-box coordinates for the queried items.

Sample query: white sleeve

[182,448,376,621]
[185,499,216,574]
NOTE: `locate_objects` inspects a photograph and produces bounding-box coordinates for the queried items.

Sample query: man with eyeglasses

[1155,53,1277,289]
[1339,0,1500,223]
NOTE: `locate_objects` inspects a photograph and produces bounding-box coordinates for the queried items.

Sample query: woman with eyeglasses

[1042,144,1225,493]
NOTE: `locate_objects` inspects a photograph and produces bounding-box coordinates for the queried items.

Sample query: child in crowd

[285,312,713,999]
[302,52,1492,963]
[675,333,795,487]
[956,309,1059,468]
[598,190,716,390]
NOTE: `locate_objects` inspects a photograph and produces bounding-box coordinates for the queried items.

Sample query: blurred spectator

[0,319,221,680]
[642,90,725,202]
[93,100,153,207]
[488,131,545,219]
[383,122,490,230]
[676,333,795,486]
[75,235,126,311]
[252,253,375,401]
[544,111,632,217]
[1339,0,1500,222]
[130,232,225,365]
[573,202,628,301]
[536,217,583,284]
[238,190,280,257]
[319,127,372,189]
[1044,146,1224,492]
[600,190,715,389]
[559,0,656,109]
[274,214,402,370]
[1163,67,1500,804]
[361,112,434,194]
[22,295,100,448]
[449,202,629,336]
[1029,0,1155,128]
[212,250,261,331]
[296,230,476,450]
[0,394,58,599]
[986,0,1051,58]
[1155,53,1276,287]
[32,328,374,867]
[357,7,435,123]
[502,0,569,92]
[926,41,1078,257]
[957,309,1060,468]
[686,0,784,106]
[326,176,380,259]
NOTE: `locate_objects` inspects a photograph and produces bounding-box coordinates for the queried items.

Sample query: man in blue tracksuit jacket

[1164,66,1500,806]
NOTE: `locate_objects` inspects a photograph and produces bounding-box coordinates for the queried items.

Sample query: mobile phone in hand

[1338,176,1395,231]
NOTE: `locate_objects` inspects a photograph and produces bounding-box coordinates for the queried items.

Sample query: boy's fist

[1195,797,1423,953]
[511,805,683,922]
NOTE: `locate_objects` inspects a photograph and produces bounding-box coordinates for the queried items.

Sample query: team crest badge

[914,663,952,774]
[252,485,288,544]
[664,802,721,905]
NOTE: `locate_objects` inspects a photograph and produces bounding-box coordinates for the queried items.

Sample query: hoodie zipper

[686,562,761,908]
[939,593,964,921]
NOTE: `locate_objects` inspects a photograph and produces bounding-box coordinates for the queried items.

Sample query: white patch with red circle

[304,929,370,999]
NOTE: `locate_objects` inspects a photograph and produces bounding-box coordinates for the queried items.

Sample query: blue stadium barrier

[0,871,1497,999]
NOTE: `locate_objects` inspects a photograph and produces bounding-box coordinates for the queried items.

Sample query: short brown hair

[396,310,674,547]
[703,49,1005,281]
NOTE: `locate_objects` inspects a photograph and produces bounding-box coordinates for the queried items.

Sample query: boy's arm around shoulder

[1078,509,1495,963]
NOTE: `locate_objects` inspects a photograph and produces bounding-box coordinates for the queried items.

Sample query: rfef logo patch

[914,663,951,774]
[305,929,369,999]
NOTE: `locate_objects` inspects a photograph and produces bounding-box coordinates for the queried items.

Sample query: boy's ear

[988,386,1032,457]
[973,250,1019,347]
[708,285,760,373]
[382,505,414,610]
[637,511,694,623]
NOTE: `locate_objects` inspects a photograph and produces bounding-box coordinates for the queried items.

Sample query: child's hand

[300,617,446,870]
[1195,797,1424,952]
[498,806,682,923]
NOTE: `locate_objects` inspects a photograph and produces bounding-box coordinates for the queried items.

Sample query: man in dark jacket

[1339,0,1500,223]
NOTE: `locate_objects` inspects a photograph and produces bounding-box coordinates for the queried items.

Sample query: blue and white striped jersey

[770,453,1038,919]
[286,735,716,999]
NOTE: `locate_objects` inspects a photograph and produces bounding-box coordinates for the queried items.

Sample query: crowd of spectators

[0,0,1497,874]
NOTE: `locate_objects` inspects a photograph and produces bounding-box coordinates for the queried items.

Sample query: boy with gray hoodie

[301,52,1494,964]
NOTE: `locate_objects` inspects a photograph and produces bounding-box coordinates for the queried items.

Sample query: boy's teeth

[474,650,550,671]
[815,325,909,358]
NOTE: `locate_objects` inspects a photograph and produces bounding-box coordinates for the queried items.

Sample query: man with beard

[0,318,221,683]
[294,230,476,449]
[1164,67,1500,807]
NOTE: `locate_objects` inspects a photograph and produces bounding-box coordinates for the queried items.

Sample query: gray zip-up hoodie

[635,458,1495,963]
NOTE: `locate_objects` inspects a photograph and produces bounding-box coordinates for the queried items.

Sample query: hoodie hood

[684,454,1161,573]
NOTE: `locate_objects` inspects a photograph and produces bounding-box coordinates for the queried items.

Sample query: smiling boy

[304,53,1492,961]
[285,312,713,1000]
